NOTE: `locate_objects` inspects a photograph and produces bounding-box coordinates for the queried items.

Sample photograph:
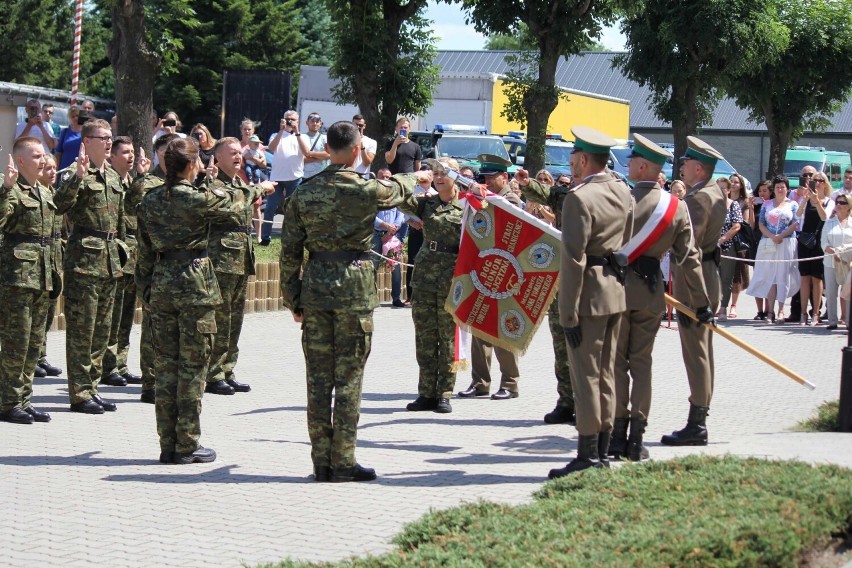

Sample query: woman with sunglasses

[795,172,833,325]
[821,197,852,330]
[191,123,217,166]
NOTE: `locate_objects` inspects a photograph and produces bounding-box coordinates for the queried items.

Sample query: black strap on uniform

[210,224,252,235]
[425,240,459,254]
[702,247,721,266]
[631,255,661,293]
[75,226,118,241]
[3,232,54,246]
[586,254,627,284]
[157,249,209,261]
[308,251,372,262]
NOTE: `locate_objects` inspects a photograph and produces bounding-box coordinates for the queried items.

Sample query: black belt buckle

[428,240,438,252]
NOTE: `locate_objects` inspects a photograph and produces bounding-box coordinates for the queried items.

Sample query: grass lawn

[797,400,841,432]
[263,456,852,568]
[254,236,282,264]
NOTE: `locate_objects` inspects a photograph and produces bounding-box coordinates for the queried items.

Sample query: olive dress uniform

[54,162,126,411]
[128,168,165,402]
[136,179,238,463]
[103,171,141,386]
[205,170,264,393]
[663,137,727,446]
[522,178,574,421]
[0,177,61,423]
[549,127,633,479]
[398,189,464,412]
[279,164,415,482]
[613,166,710,460]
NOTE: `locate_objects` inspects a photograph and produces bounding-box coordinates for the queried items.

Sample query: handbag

[733,223,754,255]
[797,232,818,250]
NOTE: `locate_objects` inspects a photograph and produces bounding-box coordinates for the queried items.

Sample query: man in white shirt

[832,166,852,203]
[15,99,55,154]
[301,113,330,179]
[352,114,377,176]
[262,109,312,245]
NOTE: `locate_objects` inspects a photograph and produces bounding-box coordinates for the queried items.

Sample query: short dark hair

[154,133,179,152]
[326,121,359,151]
[846,166,852,175]
[586,152,609,170]
[771,175,789,198]
[111,136,133,154]
[352,114,364,121]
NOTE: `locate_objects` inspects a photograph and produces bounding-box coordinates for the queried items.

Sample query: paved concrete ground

[1,301,850,567]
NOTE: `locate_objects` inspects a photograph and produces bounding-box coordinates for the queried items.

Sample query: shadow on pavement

[104,464,310,484]
[0,451,157,467]
[374,469,545,486]
[359,418,543,430]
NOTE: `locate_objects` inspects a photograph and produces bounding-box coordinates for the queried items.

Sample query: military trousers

[150,301,216,454]
[0,286,50,411]
[470,336,519,393]
[140,310,156,393]
[412,287,457,399]
[674,259,721,407]
[301,308,372,469]
[567,313,622,436]
[614,309,661,421]
[64,272,117,404]
[547,295,573,409]
[207,272,249,384]
[38,296,58,364]
[104,273,137,377]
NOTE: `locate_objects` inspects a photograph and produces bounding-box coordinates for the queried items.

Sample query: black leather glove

[676,310,691,328]
[563,325,582,349]
[695,306,716,326]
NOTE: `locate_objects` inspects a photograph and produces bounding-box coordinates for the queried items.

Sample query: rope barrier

[721,251,830,263]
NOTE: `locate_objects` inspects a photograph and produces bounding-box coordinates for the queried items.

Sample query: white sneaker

[716,312,728,322]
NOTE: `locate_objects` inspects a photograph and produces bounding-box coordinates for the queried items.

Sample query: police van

[784,146,851,189]
[408,124,518,175]
[502,131,573,179]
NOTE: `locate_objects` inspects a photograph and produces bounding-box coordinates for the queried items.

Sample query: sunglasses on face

[836,201,848,205]
[801,173,814,177]
[308,117,321,122]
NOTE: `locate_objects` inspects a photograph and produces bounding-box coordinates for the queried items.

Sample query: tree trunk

[670,82,700,181]
[521,40,560,176]
[763,109,792,180]
[108,0,161,159]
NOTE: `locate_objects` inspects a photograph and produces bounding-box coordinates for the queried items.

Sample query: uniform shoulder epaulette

[569,181,588,193]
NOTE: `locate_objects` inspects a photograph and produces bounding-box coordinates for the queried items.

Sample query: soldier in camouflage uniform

[280,121,415,483]
[136,137,238,464]
[0,137,60,424]
[53,119,126,415]
[400,158,464,414]
[103,137,149,387]
[204,137,273,396]
[128,134,174,403]
[35,153,64,379]
[514,169,575,425]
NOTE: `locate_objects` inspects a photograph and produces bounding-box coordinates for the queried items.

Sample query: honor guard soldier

[548,127,633,479]
[279,121,416,483]
[0,138,61,424]
[54,119,126,415]
[662,136,726,447]
[458,154,524,401]
[514,166,575,424]
[610,135,710,460]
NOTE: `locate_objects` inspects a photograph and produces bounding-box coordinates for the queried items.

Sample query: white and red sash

[618,189,679,264]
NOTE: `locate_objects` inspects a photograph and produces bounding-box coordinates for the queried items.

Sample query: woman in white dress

[821,196,852,330]
[746,176,800,323]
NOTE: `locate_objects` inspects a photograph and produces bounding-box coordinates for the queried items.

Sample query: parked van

[784,147,851,189]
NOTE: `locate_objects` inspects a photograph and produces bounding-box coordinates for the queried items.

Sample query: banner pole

[70,0,83,105]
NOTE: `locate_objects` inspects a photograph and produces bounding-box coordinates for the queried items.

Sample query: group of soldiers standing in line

[1,116,726,480]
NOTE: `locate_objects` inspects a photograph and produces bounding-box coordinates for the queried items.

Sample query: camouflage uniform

[205,171,263,386]
[397,192,463,399]
[103,172,139,379]
[127,168,165,395]
[522,179,573,411]
[279,164,414,470]
[0,177,61,412]
[136,179,236,455]
[39,214,66,365]
[54,163,125,404]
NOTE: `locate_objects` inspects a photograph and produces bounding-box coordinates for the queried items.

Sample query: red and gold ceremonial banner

[446,195,561,354]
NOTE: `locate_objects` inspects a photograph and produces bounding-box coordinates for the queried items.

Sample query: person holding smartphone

[151,112,186,167]
[15,99,56,154]
[383,117,421,174]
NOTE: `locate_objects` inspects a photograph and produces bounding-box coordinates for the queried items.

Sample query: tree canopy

[727,0,852,178]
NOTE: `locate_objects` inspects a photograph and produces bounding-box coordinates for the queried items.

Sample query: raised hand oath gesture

[76,145,89,177]
[514,168,530,187]
[136,148,151,174]
[205,155,217,179]
[4,154,18,189]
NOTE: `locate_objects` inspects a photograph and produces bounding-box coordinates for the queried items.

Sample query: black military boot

[226,377,251,392]
[24,406,51,423]
[543,403,576,425]
[661,404,709,446]
[331,463,376,482]
[626,417,650,461]
[406,396,437,411]
[140,389,156,404]
[548,434,602,479]
[33,365,47,378]
[598,431,611,468]
[38,359,63,376]
[174,446,217,464]
[434,398,453,414]
[607,417,629,459]
[121,371,142,384]
[205,380,235,395]
[313,466,331,482]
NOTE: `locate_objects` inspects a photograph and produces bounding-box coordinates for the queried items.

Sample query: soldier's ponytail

[164,138,200,196]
